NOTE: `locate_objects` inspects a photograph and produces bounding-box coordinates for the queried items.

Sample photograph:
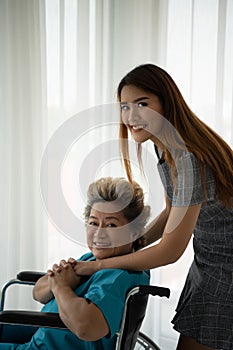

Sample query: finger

[52,264,62,273]
[59,259,69,268]
[47,269,54,276]
[68,257,76,266]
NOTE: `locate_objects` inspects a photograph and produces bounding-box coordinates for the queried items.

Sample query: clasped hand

[47,259,81,291]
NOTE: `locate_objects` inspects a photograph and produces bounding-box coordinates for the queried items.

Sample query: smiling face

[86,201,135,260]
[120,85,164,144]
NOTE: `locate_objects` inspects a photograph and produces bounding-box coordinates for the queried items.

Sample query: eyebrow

[120,96,149,104]
[89,215,120,221]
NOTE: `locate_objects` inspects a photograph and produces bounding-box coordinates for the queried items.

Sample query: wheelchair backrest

[115,286,149,350]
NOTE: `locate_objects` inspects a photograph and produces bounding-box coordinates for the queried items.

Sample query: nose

[94,226,107,239]
[127,104,139,124]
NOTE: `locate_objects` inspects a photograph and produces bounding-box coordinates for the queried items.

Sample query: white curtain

[0,0,232,348]
[0,0,48,308]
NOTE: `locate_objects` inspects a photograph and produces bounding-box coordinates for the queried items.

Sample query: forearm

[98,243,170,272]
[33,275,54,304]
[145,206,170,246]
[52,286,108,340]
[98,204,200,272]
[53,286,85,333]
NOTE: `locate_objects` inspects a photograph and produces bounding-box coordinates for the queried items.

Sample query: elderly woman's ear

[131,230,148,251]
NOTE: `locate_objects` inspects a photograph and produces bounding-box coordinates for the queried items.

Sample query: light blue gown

[0,252,150,350]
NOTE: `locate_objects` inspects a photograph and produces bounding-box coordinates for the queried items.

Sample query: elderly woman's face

[86,201,135,260]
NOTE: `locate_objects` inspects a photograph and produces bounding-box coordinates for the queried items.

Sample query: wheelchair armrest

[17,271,46,283]
[0,271,46,311]
[0,311,66,329]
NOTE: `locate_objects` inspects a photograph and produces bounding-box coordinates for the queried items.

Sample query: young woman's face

[86,202,134,260]
[120,85,164,144]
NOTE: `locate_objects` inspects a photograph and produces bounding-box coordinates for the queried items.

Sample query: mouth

[129,124,146,131]
[93,242,111,248]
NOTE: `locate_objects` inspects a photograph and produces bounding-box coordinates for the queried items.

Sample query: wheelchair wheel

[135,332,161,349]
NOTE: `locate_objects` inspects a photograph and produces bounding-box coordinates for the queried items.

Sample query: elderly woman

[0,177,150,350]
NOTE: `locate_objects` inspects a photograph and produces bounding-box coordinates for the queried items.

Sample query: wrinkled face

[86,202,135,260]
[120,85,164,144]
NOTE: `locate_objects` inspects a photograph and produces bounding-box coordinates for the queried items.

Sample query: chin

[131,132,150,143]
[93,249,111,260]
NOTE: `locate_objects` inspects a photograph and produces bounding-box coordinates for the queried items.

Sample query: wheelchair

[0,271,170,349]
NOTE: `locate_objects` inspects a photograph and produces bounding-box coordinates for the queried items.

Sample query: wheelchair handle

[17,271,46,283]
[138,285,170,298]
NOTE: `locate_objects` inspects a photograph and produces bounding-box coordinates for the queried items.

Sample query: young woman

[74,64,233,350]
[0,177,150,350]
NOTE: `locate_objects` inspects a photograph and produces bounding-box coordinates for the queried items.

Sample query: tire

[134,332,161,349]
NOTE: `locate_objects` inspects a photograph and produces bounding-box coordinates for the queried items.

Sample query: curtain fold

[0,0,47,308]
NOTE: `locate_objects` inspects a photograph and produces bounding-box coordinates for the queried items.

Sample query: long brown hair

[118,64,233,207]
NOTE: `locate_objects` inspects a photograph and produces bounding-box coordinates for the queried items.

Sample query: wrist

[52,285,71,297]
[96,257,114,270]
[96,259,103,271]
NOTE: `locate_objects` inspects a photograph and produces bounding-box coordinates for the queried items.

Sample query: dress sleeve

[158,152,215,206]
[174,152,204,206]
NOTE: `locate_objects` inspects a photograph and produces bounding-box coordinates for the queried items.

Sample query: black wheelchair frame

[0,271,170,349]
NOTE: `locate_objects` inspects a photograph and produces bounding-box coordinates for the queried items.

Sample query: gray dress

[157,150,233,349]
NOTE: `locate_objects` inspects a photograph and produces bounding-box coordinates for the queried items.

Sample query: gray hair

[84,177,151,250]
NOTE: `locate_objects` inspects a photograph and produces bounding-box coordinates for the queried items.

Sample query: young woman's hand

[67,258,101,276]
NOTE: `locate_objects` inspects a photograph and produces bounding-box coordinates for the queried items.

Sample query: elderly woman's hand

[47,261,81,292]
